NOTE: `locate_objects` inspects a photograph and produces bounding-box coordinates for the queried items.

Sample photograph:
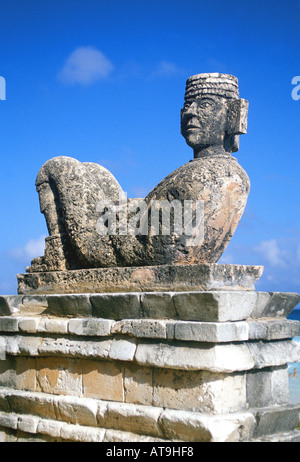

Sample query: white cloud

[10,235,46,262]
[58,46,114,86]
[150,61,184,78]
[218,253,234,264]
[254,238,287,267]
[297,243,300,263]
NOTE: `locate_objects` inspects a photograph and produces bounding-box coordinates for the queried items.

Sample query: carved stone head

[180,73,248,157]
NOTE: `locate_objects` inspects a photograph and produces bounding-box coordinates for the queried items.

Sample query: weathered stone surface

[25,74,249,272]
[1,313,299,343]
[19,295,48,315]
[248,340,300,369]
[0,317,18,332]
[254,292,300,318]
[252,405,300,438]
[17,263,264,295]
[172,291,257,322]
[90,293,141,319]
[152,368,246,414]
[0,384,299,441]
[251,430,300,442]
[246,366,289,408]
[123,364,154,406]
[135,340,255,372]
[105,402,163,437]
[68,318,113,336]
[248,319,300,340]
[46,294,92,317]
[112,319,168,339]
[108,338,137,362]
[36,357,82,397]
[82,360,123,401]
[0,296,22,316]
[159,409,255,442]
[173,320,249,342]
[141,292,176,318]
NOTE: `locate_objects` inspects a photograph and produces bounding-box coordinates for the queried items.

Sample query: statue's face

[181,95,228,151]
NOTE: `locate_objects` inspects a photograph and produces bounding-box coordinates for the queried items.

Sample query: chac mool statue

[28,73,250,273]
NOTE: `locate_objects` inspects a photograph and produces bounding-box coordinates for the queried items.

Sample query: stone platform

[0,286,300,442]
[17,263,264,295]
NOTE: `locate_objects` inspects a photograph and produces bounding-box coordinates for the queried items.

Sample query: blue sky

[0,0,299,300]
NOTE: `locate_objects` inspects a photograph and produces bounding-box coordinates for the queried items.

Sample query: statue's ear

[226,98,249,135]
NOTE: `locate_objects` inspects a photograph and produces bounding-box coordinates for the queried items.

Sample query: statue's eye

[198,100,214,109]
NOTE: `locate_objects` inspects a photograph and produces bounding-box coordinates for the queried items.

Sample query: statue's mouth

[186,118,201,131]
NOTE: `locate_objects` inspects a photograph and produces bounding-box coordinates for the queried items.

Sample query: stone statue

[28,73,250,273]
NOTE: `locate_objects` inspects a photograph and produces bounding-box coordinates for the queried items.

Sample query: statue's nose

[184,102,198,115]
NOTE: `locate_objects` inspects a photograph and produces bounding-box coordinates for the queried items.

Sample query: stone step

[251,405,300,439]
[0,399,255,442]
[17,263,264,295]
[250,430,300,442]
[0,315,299,343]
[0,387,299,442]
[1,291,299,321]
[0,413,168,442]
[1,332,300,373]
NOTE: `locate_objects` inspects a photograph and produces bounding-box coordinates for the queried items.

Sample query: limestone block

[0,337,6,360]
[82,359,123,401]
[37,336,112,359]
[56,395,98,426]
[46,294,92,317]
[0,296,22,316]
[108,338,137,361]
[20,295,48,315]
[18,317,40,333]
[68,318,114,336]
[43,318,69,334]
[248,319,300,340]
[174,320,249,342]
[0,317,18,332]
[0,389,10,412]
[135,340,255,372]
[105,402,163,437]
[246,366,289,408]
[0,358,16,389]
[59,422,105,442]
[141,292,177,319]
[3,335,41,357]
[112,319,168,339]
[172,291,257,322]
[152,368,246,414]
[252,405,300,438]
[159,409,255,442]
[254,292,300,318]
[247,340,300,369]
[15,357,37,391]
[17,414,40,434]
[37,419,63,438]
[36,357,82,397]
[250,292,271,318]
[90,293,141,319]
[251,430,300,443]
[0,411,19,430]
[103,428,166,442]
[7,390,56,420]
[123,364,154,406]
